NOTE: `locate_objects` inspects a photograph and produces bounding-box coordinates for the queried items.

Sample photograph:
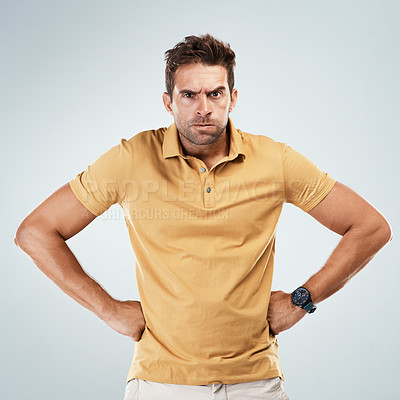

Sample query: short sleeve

[283,144,336,212]
[69,139,131,216]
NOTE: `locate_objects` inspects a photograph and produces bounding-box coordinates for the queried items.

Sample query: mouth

[193,124,214,128]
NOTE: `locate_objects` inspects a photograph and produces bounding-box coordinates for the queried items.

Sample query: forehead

[173,63,228,91]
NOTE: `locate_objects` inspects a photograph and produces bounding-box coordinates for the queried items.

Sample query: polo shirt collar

[162,117,246,160]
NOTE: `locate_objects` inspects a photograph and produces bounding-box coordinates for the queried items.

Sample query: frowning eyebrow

[179,86,227,95]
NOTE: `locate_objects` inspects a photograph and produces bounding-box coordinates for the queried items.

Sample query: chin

[193,125,221,135]
[191,131,220,144]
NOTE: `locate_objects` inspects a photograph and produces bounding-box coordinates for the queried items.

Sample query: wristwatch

[291,287,317,313]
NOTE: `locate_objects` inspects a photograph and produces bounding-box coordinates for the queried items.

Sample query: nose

[196,95,212,117]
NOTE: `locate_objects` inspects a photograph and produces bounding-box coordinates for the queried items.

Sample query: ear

[229,89,238,113]
[162,92,174,116]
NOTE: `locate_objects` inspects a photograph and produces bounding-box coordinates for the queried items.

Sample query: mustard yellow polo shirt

[69,118,336,385]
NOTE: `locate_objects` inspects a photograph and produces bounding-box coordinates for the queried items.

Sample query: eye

[210,91,222,98]
[183,93,192,98]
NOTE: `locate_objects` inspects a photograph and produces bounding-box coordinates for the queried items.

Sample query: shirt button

[206,187,211,193]
[200,167,206,173]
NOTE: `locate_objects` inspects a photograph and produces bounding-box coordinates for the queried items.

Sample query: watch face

[292,287,310,306]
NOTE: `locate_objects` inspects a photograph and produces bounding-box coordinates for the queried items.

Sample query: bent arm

[14,183,145,341]
[303,181,392,303]
[267,181,393,335]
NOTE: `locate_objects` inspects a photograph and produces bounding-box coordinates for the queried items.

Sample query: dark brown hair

[164,34,236,99]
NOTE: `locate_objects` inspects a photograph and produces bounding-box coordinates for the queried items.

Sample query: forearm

[15,227,116,322]
[267,220,391,335]
[268,182,392,335]
[303,221,391,304]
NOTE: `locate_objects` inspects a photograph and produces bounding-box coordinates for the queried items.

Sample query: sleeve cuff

[69,179,104,217]
[300,175,336,213]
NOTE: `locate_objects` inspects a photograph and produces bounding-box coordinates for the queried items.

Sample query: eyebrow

[179,86,227,95]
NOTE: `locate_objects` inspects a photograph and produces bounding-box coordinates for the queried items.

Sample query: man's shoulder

[236,127,286,153]
[124,127,167,147]
[114,127,168,158]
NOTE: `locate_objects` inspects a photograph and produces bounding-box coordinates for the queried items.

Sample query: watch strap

[303,301,317,313]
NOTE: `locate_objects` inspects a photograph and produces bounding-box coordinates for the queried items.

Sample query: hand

[267,290,306,335]
[103,300,146,342]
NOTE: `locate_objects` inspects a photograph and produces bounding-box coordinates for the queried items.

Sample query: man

[15,34,392,400]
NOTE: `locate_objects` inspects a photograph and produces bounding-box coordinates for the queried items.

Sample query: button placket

[194,161,210,207]
[204,172,215,208]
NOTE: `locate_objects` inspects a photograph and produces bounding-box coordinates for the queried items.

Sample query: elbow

[374,214,393,248]
[383,221,393,244]
[15,217,62,253]
[14,220,33,251]
[14,219,43,252]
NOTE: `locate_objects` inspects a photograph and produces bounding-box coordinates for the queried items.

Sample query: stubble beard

[175,113,229,146]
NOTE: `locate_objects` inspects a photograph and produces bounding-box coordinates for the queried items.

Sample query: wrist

[93,289,119,322]
[291,286,317,314]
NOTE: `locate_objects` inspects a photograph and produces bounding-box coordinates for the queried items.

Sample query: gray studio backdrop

[1,1,399,399]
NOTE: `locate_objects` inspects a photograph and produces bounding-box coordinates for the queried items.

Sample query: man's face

[163,63,237,146]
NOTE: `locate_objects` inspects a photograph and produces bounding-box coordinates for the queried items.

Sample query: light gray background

[1,1,399,399]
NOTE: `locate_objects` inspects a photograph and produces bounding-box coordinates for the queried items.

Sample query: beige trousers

[123,377,290,400]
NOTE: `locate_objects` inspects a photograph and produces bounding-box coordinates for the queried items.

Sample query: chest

[120,154,285,247]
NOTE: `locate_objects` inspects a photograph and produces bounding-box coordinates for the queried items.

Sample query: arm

[14,183,146,341]
[267,181,393,335]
